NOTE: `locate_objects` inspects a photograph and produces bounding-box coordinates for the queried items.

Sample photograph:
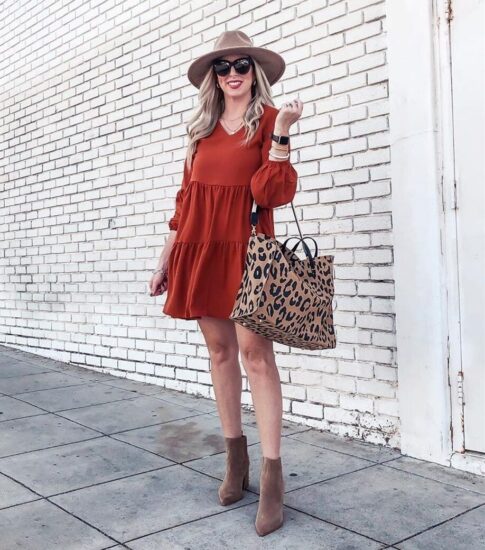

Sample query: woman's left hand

[275,98,304,132]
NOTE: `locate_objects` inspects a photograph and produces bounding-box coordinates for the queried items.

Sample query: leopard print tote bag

[229,199,336,350]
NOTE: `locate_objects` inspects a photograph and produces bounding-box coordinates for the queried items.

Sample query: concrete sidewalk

[0,345,484,549]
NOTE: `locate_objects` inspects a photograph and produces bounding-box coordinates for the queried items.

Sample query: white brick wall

[0,0,399,448]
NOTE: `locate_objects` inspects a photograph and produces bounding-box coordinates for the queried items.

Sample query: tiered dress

[163,103,298,320]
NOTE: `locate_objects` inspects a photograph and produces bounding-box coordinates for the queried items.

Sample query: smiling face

[214,53,254,99]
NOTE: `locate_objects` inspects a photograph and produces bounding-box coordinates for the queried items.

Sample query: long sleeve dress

[163,103,298,320]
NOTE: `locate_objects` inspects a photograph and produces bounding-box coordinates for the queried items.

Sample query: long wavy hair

[184,56,275,171]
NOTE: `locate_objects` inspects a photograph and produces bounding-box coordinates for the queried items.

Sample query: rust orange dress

[163,103,298,320]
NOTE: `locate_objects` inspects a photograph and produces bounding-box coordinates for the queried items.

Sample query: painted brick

[359,281,394,297]
[332,136,367,155]
[372,330,397,348]
[345,20,382,43]
[317,125,351,144]
[372,297,395,315]
[332,105,367,126]
[319,186,353,203]
[339,203,375,223]
[313,3,347,26]
[353,214,392,231]
[315,63,348,85]
[375,398,399,417]
[292,401,324,419]
[332,73,367,94]
[338,360,374,379]
[282,383,306,403]
[330,42,366,65]
[357,314,394,331]
[375,365,398,382]
[354,181,391,199]
[351,115,388,136]
[328,12,364,35]
[307,387,340,406]
[340,394,374,413]
[357,379,396,398]
[324,407,359,424]
[290,370,323,386]
[321,373,357,393]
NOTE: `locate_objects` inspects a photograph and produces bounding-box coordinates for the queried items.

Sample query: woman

[149,30,303,537]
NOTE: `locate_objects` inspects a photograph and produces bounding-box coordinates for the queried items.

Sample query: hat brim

[187,46,286,89]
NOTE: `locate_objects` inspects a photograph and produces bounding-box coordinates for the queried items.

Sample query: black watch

[271,132,289,145]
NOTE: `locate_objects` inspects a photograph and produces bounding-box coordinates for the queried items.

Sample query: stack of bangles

[269,141,290,160]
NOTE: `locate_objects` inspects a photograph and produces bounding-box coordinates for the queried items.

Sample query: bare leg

[235,323,282,459]
[197,316,243,438]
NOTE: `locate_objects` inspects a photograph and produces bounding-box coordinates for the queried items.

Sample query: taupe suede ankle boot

[255,456,284,536]
[218,433,250,506]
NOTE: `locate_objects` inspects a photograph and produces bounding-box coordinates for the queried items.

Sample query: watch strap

[271,132,289,145]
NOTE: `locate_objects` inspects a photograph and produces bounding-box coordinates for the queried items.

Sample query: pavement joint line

[1,380,92,396]
[0,410,51,424]
[0,369,58,379]
[120,499,260,547]
[281,462,380,496]
[119,496,387,549]
[0,491,124,548]
[281,500,390,547]
[99,409,215,436]
[0,468,45,507]
[0,407,216,461]
[50,402,209,434]
[25,464,178,500]
[381,460,485,497]
[20,455,266,504]
[43,496,125,547]
[388,501,485,547]
[0,389,145,417]
[284,432,395,464]
[178,452,377,498]
[8,390,209,416]
[0,434,107,460]
[95,380,192,397]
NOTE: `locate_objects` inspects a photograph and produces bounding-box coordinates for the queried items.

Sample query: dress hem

[162,306,236,321]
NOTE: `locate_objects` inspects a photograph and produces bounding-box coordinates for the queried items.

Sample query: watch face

[272,133,289,144]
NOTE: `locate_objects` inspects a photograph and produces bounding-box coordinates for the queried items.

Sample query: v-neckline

[218,120,243,136]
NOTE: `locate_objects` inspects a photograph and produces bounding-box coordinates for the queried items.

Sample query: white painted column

[386,0,453,464]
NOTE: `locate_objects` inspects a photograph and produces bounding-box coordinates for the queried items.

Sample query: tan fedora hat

[187,30,286,89]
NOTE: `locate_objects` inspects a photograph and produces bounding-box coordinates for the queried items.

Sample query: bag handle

[250,199,303,240]
[250,199,318,273]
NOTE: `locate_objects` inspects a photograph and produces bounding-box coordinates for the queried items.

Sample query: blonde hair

[184,57,275,171]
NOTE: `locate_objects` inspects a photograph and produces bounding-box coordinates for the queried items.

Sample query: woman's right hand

[149,264,169,297]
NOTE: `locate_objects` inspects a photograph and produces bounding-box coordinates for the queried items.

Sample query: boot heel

[242,469,249,490]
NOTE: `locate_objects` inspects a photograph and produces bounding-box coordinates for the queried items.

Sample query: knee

[208,341,238,366]
[240,346,273,376]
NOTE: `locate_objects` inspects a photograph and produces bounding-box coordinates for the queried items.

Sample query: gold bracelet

[270,146,288,154]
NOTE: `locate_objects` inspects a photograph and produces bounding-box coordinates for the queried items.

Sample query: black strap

[250,199,303,238]
[250,199,318,273]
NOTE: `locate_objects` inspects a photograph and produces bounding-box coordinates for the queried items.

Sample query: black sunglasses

[212,56,253,77]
